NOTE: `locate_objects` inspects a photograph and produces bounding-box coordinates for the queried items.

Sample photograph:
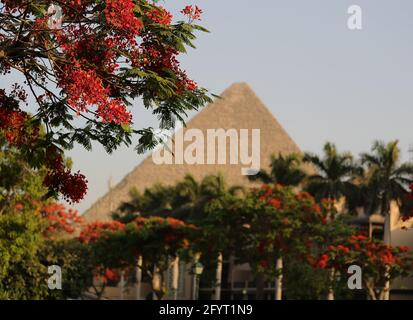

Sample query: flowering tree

[197,192,250,299]
[304,212,355,300]
[78,220,127,298]
[79,216,195,299]
[244,184,330,300]
[313,234,413,300]
[79,220,126,244]
[0,127,92,299]
[129,216,195,299]
[0,0,211,203]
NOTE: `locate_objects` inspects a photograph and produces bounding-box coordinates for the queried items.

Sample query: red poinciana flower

[42,202,83,237]
[146,6,173,25]
[315,233,412,272]
[181,5,203,21]
[61,64,132,125]
[104,0,143,36]
[269,198,282,209]
[104,268,120,282]
[78,221,126,244]
[0,89,32,145]
[315,254,329,269]
[43,146,88,204]
[93,267,123,284]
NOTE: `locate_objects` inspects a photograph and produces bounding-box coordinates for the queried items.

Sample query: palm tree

[171,174,202,220]
[303,142,358,204]
[248,153,306,186]
[172,173,244,222]
[112,184,175,222]
[303,142,359,300]
[171,173,244,300]
[360,140,413,300]
[360,141,413,243]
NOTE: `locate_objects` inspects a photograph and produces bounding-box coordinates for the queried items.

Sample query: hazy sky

[2,1,413,213]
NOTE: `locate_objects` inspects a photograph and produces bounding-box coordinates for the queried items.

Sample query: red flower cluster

[296,191,312,200]
[258,184,281,201]
[0,107,26,144]
[103,268,120,282]
[104,0,143,36]
[146,6,173,25]
[268,198,282,209]
[56,26,120,72]
[78,221,126,244]
[41,202,83,237]
[0,90,87,204]
[315,254,329,269]
[0,88,42,149]
[133,216,195,250]
[43,147,88,204]
[44,170,88,204]
[67,67,131,124]
[380,249,396,265]
[328,244,351,253]
[361,241,399,265]
[181,5,203,21]
[93,267,122,284]
[166,217,189,227]
[50,23,133,125]
[349,234,368,241]
[134,216,194,228]
[0,89,28,145]
[314,234,411,271]
[134,44,198,93]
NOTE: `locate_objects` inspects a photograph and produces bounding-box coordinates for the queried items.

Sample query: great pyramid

[83,83,302,222]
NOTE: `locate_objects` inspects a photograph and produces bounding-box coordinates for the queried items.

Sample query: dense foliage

[0,0,211,203]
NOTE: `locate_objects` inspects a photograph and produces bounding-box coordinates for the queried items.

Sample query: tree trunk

[228,254,235,300]
[192,253,202,300]
[383,211,391,245]
[135,256,143,300]
[383,210,391,300]
[327,268,335,300]
[119,270,125,300]
[214,253,223,300]
[382,266,391,300]
[152,265,165,300]
[365,280,377,300]
[172,257,180,300]
[93,284,106,300]
[275,257,283,300]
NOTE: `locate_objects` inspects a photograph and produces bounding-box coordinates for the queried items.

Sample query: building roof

[83,82,303,222]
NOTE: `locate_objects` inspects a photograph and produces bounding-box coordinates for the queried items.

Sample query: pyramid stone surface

[83,83,302,222]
